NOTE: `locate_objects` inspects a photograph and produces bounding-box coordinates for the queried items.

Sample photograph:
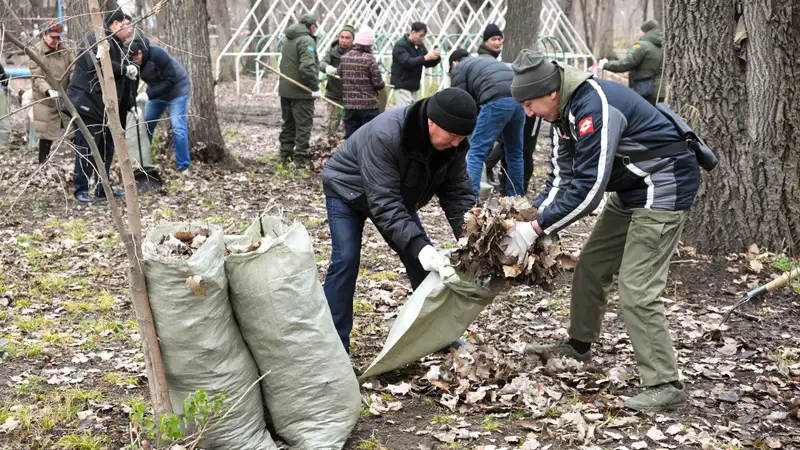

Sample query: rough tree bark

[642,0,649,23]
[665,0,800,255]
[558,0,574,20]
[593,0,615,59]
[165,0,239,166]
[502,0,543,63]
[209,0,235,81]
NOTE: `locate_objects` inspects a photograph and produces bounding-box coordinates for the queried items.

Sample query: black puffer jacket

[138,40,190,101]
[450,56,513,106]
[390,35,440,91]
[65,31,129,121]
[322,99,474,257]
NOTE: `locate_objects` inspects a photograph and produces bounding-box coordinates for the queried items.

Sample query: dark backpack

[656,103,718,171]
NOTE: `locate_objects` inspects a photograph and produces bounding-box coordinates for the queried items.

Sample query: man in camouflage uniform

[320,24,355,135]
[279,13,320,164]
[600,20,665,105]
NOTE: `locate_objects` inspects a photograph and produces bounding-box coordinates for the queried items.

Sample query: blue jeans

[323,197,430,352]
[144,95,190,170]
[466,97,525,199]
[74,117,114,196]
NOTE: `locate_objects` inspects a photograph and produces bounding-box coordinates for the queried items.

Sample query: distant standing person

[477,23,503,59]
[28,23,74,164]
[448,49,525,199]
[320,25,355,135]
[66,11,136,203]
[599,20,665,104]
[390,22,440,107]
[129,37,191,172]
[339,27,385,138]
[278,13,320,165]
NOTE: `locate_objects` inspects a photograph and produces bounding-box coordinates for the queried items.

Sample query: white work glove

[325,65,337,76]
[136,92,149,104]
[95,44,107,60]
[597,58,608,71]
[500,222,539,264]
[418,245,445,273]
[311,90,322,98]
[125,64,139,80]
[47,89,59,98]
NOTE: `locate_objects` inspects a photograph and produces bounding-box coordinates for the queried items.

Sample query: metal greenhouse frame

[215,0,594,96]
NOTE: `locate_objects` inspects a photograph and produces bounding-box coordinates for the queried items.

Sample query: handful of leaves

[452,197,577,288]
[155,228,211,259]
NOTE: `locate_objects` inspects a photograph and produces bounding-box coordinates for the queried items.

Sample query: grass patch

[103,372,140,386]
[34,274,69,295]
[432,414,454,424]
[354,299,372,313]
[481,414,502,432]
[353,434,388,450]
[13,316,52,333]
[306,217,324,228]
[366,271,399,282]
[56,432,108,449]
[65,220,90,242]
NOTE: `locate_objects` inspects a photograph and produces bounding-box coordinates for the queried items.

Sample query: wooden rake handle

[257,60,343,109]
[765,267,800,291]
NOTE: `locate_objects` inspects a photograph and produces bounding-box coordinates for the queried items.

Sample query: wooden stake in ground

[87,0,173,418]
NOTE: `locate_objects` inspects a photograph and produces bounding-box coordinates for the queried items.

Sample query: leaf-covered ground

[1,82,799,450]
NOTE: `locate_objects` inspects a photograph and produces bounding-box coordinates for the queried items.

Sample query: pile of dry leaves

[154,228,210,259]
[453,197,578,288]
[309,135,344,172]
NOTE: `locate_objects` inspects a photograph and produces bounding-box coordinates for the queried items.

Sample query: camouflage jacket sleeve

[604,42,646,73]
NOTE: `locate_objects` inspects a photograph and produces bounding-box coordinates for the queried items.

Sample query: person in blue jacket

[129,37,191,172]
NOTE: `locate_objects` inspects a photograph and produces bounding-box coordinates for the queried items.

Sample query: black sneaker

[74,191,91,204]
[95,189,124,200]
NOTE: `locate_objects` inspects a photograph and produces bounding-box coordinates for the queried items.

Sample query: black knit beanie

[483,23,503,42]
[448,48,470,73]
[426,88,478,136]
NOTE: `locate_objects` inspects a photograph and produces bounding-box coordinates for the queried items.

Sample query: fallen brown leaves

[309,135,344,172]
[154,228,210,259]
[453,197,578,288]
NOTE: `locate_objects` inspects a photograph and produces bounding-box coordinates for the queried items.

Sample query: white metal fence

[215,0,594,96]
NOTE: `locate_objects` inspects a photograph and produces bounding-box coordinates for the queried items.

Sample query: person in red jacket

[339,27,385,138]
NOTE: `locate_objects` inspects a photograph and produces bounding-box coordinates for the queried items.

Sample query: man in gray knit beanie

[504,49,702,413]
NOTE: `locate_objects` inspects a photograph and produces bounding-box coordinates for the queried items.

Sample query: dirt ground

[0,81,799,450]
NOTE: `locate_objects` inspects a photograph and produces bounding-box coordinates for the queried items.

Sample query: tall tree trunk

[502,0,543,63]
[209,0,235,81]
[642,0,649,23]
[165,0,238,166]
[593,0,615,59]
[559,0,574,20]
[652,0,663,24]
[665,0,800,255]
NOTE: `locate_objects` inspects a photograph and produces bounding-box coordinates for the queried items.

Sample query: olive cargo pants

[569,193,686,386]
[279,97,315,161]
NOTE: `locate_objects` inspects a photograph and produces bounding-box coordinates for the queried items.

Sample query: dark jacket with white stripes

[449,56,513,106]
[533,69,700,235]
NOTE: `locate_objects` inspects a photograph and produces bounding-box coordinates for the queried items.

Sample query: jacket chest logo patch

[578,117,595,136]
[307,45,315,52]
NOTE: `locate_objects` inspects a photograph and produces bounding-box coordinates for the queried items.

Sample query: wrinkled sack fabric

[361,264,499,379]
[142,223,278,450]
[225,216,361,450]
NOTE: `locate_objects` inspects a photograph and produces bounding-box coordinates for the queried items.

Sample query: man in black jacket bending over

[322,88,478,352]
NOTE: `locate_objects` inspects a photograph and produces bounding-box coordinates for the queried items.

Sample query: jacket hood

[285,22,312,40]
[641,29,662,47]
[555,61,593,119]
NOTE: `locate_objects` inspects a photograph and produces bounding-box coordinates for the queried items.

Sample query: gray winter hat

[510,50,561,102]
[299,13,317,26]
